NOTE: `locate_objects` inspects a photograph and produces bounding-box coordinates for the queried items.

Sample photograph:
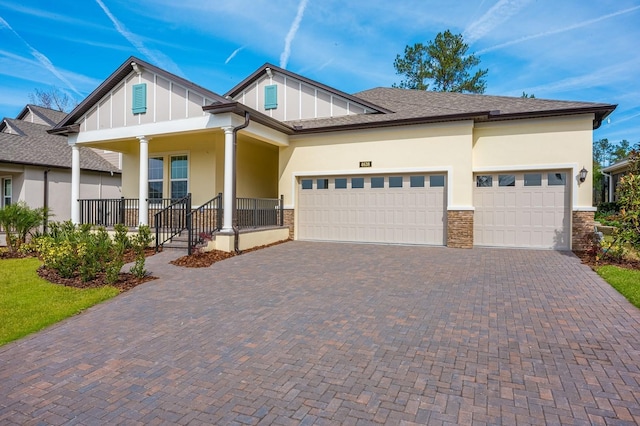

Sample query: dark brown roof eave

[291,111,495,134]
[47,123,80,135]
[203,102,296,135]
[483,105,617,129]
[0,159,122,174]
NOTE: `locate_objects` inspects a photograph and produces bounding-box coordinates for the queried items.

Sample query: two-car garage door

[297,170,571,249]
[297,174,446,245]
[473,171,571,249]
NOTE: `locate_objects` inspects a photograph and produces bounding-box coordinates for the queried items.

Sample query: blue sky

[1,0,639,144]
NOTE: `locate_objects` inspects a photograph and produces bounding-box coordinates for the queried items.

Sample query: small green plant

[0,202,48,253]
[104,224,129,284]
[129,225,153,279]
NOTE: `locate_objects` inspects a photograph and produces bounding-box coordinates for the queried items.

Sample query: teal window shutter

[132,83,147,114]
[264,84,277,110]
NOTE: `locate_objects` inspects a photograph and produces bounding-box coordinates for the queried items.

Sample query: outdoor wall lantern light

[579,166,588,182]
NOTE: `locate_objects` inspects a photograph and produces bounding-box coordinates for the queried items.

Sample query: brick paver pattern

[1,242,639,425]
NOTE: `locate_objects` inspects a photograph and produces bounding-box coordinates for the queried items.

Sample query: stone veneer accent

[447,210,474,249]
[283,209,295,239]
[572,211,595,252]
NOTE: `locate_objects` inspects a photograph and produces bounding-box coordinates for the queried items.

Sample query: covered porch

[47,57,293,252]
[66,112,290,253]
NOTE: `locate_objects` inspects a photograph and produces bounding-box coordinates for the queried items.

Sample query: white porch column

[70,144,80,224]
[222,126,234,232]
[138,136,150,226]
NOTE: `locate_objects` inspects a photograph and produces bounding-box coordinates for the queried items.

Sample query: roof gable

[225,63,391,122]
[51,56,232,135]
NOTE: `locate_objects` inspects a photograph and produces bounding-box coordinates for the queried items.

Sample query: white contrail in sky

[94,0,183,76]
[463,0,532,45]
[280,0,309,69]
[0,15,82,96]
[225,46,245,64]
[477,5,640,54]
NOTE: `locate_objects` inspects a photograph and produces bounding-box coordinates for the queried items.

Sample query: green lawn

[597,265,640,309]
[0,258,119,346]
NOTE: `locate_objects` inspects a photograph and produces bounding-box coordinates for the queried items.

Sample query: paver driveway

[1,242,640,425]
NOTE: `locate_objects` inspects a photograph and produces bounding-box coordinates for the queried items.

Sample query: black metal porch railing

[78,197,178,228]
[187,193,223,255]
[78,194,284,253]
[237,195,284,229]
[78,197,138,227]
[154,194,191,251]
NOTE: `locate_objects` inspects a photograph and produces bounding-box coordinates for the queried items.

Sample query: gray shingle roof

[27,105,68,126]
[0,115,120,173]
[285,87,616,132]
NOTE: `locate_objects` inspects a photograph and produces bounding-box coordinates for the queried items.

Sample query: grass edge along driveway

[596,264,640,309]
[0,258,119,346]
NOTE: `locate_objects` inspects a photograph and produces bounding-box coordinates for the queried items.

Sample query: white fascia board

[243,121,289,146]
[73,114,235,144]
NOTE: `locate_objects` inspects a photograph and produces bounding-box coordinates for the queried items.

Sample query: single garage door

[473,171,571,249]
[298,174,446,245]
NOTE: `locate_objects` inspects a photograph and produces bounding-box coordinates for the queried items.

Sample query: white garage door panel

[473,171,570,249]
[298,174,446,245]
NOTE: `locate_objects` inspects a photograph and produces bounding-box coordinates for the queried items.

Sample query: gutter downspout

[231,112,250,254]
[601,171,613,203]
[43,169,50,234]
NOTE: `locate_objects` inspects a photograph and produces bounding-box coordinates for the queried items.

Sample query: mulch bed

[0,247,160,292]
[170,239,291,268]
[37,267,156,292]
[574,250,640,271]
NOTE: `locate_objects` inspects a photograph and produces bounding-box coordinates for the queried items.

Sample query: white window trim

[1,176,12,207]
[147,151,190,202]
[169,154,189,199]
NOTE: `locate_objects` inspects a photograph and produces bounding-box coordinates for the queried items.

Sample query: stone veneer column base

[447,210,474,249]
[283,209,295,239]
[572,211,595,252]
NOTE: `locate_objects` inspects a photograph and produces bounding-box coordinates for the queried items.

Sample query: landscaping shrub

[612,146,640,252]
[129,225,152,278]
[0,202,48,253]
[30,222,152,282]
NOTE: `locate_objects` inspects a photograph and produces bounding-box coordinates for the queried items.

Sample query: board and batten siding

[232,71,373,122]
[79,70,216,132]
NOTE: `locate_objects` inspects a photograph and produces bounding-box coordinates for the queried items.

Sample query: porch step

[160,231,214,251]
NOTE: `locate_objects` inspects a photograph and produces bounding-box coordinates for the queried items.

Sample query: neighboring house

[601,159,630,203]
[0,104,121,244]
[49,56,615,251]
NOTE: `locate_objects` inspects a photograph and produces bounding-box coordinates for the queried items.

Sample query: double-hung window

[148,157,164,203]
[148,154,189,203]
[2,178,11,207]
[170,155,188,199]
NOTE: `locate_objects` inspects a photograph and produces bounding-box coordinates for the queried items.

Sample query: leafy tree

[594,138,611,166]
[521,92,535,98]
[612,144,640,250]
[393,30,488,93]
[611,139,631,164]
[28,87,76,112]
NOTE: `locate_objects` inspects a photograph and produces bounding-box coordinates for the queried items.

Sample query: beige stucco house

[0,105,121,245]
[49,56,615,252]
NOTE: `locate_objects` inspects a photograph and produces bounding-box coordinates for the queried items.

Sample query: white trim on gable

[231,69,375,122]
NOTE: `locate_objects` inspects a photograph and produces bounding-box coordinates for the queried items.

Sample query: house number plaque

[359,161,372,168]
